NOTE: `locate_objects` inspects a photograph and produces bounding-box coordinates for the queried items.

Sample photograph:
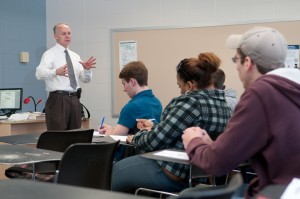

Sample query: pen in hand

[100,117,105,129]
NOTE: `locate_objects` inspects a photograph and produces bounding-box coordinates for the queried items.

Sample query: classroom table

[0,179,152,199]
[0,144,63,165]
[0,119,46,136]
[0,133,128,145]
[0,144,63,180]
[141,149,190,165]
[0,133,40,145]
[0,119,90,136]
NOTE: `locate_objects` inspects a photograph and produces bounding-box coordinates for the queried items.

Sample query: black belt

[51,90,78,96]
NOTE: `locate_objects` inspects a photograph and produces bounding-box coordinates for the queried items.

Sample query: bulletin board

[111,20,300,117]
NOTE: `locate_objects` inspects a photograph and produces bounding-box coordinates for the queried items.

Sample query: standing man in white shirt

[36,23,96,130]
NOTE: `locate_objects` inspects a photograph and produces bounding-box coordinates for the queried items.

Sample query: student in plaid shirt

[111,52,232,193]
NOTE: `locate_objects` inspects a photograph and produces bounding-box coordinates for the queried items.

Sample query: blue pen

[100,117,105,129]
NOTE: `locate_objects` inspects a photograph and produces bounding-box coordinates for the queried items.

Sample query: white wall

[46,0,300,129]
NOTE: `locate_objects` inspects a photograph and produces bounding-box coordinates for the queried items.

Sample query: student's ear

[129,78,137,86]
[187,80,195,90]
[244,56,253,71]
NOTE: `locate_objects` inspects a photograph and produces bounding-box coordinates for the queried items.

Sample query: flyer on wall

[119,40,137,70]
[285,45,299,68]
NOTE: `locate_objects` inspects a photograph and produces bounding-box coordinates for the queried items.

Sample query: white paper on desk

[93,131,106,137]
[281,178,300,199]
[110,135,127,142]
[154,150,189,161]
[28,112,45,120]
[8,112,30,121]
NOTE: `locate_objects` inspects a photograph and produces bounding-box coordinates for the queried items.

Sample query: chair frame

[175,173,243,199]
[135,188,179,198]
[135,164,215,198]
[135,149,222,198]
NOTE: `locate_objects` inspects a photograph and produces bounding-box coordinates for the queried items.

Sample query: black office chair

[55,141,119,190]
[36,128,94,151]
[5,129,94,181]
[168,173,243,199]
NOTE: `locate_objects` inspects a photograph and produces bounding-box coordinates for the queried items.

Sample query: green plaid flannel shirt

[132,89,232,180]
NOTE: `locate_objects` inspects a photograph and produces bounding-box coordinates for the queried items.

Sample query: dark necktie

[64,49,77,90]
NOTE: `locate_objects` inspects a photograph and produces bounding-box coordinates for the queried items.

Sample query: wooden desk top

[0,119,90,136]
[0,119,45,124]
[0,119,47,136]
[0,119,89,124]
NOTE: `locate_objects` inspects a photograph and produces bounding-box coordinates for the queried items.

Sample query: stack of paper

[28,112,45,120]
[8,112,30,121]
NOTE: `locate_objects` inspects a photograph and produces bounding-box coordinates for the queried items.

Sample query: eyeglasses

[231,56,243,63]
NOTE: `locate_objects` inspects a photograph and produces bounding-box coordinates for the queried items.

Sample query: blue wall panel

[0,0,47,112]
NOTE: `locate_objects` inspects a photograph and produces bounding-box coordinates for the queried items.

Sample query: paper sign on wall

[285,45,299,68]
[119,41,137,70]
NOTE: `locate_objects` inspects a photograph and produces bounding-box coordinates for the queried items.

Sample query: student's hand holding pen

[98,124,109,134]
[98,124,115,135]
[136,119,155,131]
[98,117,106,134]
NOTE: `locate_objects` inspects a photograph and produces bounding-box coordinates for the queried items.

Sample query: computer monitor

[0,88,23,114]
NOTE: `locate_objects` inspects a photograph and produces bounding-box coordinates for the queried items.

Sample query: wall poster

[285,45,299,68]
[119,40,137,70]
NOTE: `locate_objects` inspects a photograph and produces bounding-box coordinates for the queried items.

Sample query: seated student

[182,27,300,198]
[212,69,238,111]
[98,61,162,136]
[111,52,232,193]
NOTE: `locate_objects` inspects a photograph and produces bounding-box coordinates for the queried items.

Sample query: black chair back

[55,141,120,190]
[35,129,94,173]
[37,128,94,151]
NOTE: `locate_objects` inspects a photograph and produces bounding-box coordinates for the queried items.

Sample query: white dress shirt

[36,43,92,92]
